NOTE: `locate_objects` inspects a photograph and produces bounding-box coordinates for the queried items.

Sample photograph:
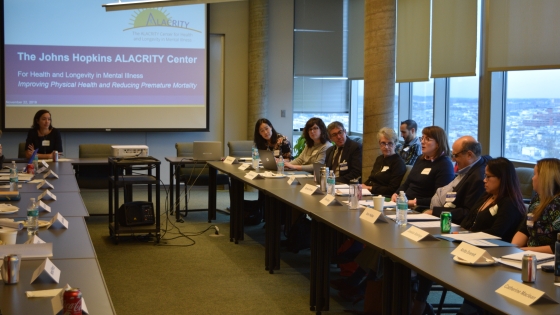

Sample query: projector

[111,145,149,157]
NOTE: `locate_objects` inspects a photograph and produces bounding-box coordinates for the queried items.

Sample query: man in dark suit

[425,135,491,224]
[324,121,362,184]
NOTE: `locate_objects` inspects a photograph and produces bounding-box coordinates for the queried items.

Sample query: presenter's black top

[364,153,406,197]
[26,128,63,155]
[397,155,454,209]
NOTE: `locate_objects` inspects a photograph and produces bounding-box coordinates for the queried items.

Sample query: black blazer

[432,156,491,224]
[324,137,362,184]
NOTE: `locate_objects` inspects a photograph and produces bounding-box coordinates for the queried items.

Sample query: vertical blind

[431,0,477,78]
[396,0,431,82]
[487,0,560,71]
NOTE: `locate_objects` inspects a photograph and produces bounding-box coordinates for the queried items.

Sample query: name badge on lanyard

[42,140,50,147]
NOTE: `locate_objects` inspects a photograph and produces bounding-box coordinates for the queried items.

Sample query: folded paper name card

[244,171,263,180]
[287,176,300,185]
[25,235,46,244]
[360,208,388,224]
[31,258,60,284]
[223,156,237,164]
[320,194,342,206]
[496,279,559,306]
[48,213,68,229]
[450,242,494,264]
[0,243,53,259]
[38,200,51,213]
[37,180,54,190]
[51,283,90,315]
[238,163,252,171]
[36,161,49,174]
[43,170,59,179]
[300,184,324,196]
[38,190,57,201]
[401,226,439,242]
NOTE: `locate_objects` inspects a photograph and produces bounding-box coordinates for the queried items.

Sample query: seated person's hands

[423,209,433,215]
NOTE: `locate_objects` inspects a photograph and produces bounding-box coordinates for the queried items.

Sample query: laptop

[258,150,278,171]
[193,141,222,161]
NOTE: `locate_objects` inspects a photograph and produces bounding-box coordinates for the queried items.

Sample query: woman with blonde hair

[512,158,560,253]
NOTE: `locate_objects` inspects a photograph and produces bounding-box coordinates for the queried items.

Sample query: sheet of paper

[359,200,397,208]
[443,232,501,241]
[335,188,372,196]
[386,213,440,221]
[463,239,499,247]
[501,250,554,262]
[409,221,459,228]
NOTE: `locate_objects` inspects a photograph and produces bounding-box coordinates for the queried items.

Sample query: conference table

[0,161,115,315]
[205,160,560,315]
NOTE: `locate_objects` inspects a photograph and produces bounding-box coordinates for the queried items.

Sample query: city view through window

[293,70,559,164]
[505,69,560,163]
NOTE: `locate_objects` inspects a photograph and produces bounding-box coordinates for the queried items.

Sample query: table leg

[264,195,281,273]
[175,164,182,222]
[169,162,174,216]
[208,165,217,222]
[310,219,331,313]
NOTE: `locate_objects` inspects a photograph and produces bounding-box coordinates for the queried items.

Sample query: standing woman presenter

[25,109,63,160]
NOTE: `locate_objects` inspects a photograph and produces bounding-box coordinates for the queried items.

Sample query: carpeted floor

[83,186,462,314]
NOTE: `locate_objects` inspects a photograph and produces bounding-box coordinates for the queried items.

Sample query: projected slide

[3,1,208,130]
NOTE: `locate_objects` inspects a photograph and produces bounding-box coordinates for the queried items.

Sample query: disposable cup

[373,195,385,211]
[0,228,18,245]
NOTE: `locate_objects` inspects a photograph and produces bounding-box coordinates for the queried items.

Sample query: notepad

[501,250,554,263]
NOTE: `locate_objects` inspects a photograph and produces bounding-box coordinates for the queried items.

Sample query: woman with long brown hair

[512,158,560,253]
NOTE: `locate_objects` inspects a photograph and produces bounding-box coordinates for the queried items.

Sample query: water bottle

[9,161,18,192]
[252,144,260,170]
[396,191,408,226]
[348,178,360,210]
[327,170,336,196]
[320,167,328,192]
[555,233,560,282]
[33,154,39,172]
[277,156,284,175]
[27,198,39,234]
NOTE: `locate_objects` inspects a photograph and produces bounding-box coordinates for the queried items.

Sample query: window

[448,76,479,143]
[349,80,363,134]
[411,79,434,132]
[504,69,560,163]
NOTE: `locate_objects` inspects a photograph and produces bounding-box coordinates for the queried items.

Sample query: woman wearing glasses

[391,126,454,210]
[363,127,406,197]
[284,117,331,171]
[512,158,560,253]
[253,118,292,160]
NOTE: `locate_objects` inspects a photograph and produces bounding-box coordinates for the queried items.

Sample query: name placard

[496,279,558,306]
[238,163,251,171]
[36,161,49,174]
[48,213,68,229]
[401,226,439,242]
[38,200,51,213]
[38,190,57,201]
[450,242,493,264]
[300,184,323,195]
[360,208,388,224]
[223,156,237,165]
[25,234,46,244]
[320,194,342,206]
[43,170,59,179]
[287,176,300,185]
[244,171,262,180]
[37,180,54,190]
[31,258,60,284]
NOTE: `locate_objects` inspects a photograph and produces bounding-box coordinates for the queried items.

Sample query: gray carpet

[83,187,461,314]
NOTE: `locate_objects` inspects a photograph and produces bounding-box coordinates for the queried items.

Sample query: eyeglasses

[451,150,467,159]
[484,174,496,179]
[420,136,434,142]
[330,129,346,138]
[309,126,320,132]
[379,142,395,148]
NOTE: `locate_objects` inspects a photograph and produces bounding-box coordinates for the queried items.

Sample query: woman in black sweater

[391,126,454,210]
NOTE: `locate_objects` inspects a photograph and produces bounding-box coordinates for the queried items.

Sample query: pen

[452,231,470,234]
